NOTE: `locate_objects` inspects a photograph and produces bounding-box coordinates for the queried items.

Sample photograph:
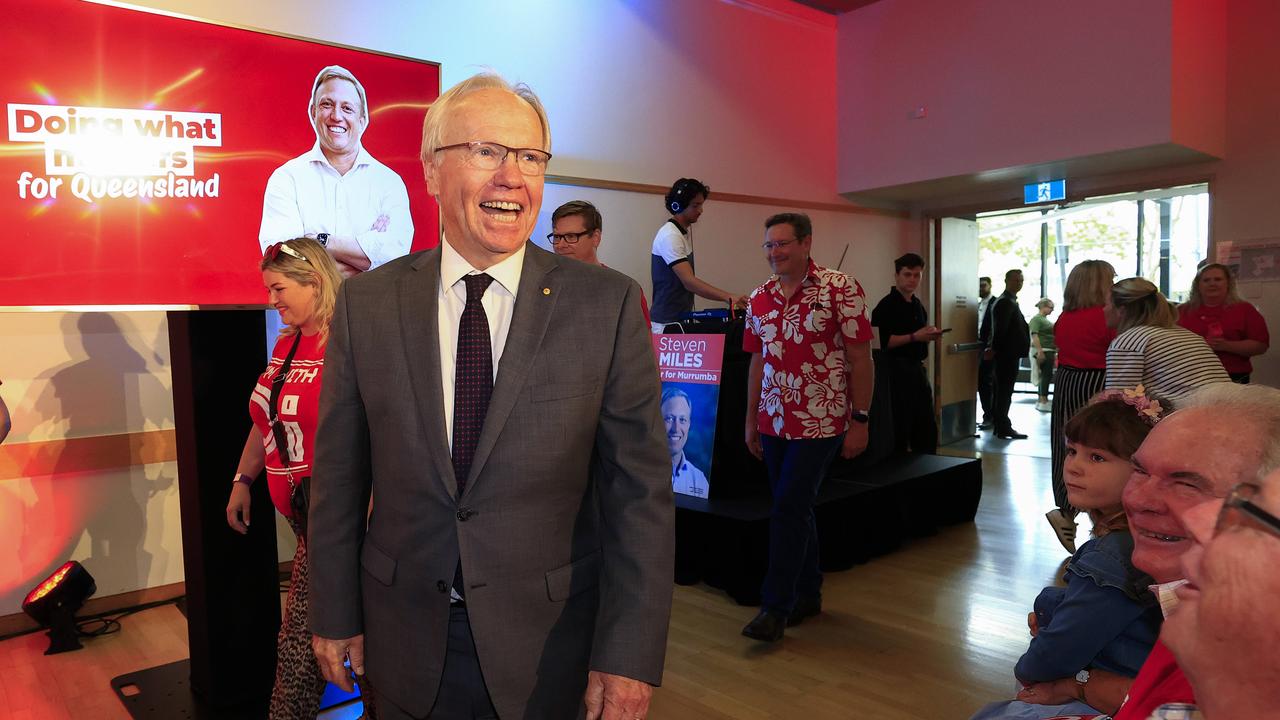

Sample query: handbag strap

[268,333,303,485]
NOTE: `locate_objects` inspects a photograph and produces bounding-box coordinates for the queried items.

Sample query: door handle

[949,341,986,354]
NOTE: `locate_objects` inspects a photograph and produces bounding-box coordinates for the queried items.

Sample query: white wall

[837,0,1179,194]
[121,0,910,300]
[131,0,843,200]
[0,312,183,615]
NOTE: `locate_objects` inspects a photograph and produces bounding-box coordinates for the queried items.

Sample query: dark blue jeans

[759,433,844,615]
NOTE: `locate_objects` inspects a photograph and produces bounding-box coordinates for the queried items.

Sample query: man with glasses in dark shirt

[871,253,943,455]
[550,199,650,324]
[549,200,604,265]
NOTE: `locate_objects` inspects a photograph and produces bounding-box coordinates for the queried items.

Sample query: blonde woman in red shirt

[1045,260,1117,554]
[224,237,365,719]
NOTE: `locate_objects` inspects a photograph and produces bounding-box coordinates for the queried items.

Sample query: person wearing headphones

[650,178,746,333]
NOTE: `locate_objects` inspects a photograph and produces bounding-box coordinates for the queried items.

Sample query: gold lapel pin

[542,287,551,295]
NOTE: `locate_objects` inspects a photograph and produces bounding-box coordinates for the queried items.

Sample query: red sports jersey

[248,332,325,519]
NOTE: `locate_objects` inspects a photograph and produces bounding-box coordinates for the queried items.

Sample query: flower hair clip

[1092,385,1164,425]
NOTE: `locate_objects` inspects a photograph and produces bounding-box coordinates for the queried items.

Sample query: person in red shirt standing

[224,237,354,719]
[1046,260,1118,554]
[741,212,874,642]
[1177,263,1270,384]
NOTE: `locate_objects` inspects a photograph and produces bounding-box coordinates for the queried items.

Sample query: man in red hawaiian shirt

[741,212,874,642]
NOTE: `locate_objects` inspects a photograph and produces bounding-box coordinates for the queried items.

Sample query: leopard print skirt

[268,522,329,719]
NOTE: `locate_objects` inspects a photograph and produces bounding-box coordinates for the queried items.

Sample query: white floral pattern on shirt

[744,260,871,439]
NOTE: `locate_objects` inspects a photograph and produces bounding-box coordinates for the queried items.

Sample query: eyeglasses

[265,242,310,264]
[433,141,552,177]
[1215,482,1280,540]
[547,230,594,245]
[762,239,796,251]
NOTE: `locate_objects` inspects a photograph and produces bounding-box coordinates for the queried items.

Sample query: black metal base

[43,604,85,655]
[111,659,268,720]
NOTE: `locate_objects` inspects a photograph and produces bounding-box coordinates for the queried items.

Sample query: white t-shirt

[259,143,413,269]
[650,220,695,323]
[652,221,692,266]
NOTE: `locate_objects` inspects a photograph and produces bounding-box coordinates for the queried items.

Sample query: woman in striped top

[1104,277,1230,403]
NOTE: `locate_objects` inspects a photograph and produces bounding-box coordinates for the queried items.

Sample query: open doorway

[936,182,1210,457]
[978,184,1209,314]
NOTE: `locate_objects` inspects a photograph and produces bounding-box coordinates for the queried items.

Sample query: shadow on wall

[0,313,175,610]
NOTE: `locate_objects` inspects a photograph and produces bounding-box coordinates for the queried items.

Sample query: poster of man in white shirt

[259,65,413,277]
[663,387,710,498]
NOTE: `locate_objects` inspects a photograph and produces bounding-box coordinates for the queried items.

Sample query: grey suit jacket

[308,242,674,719]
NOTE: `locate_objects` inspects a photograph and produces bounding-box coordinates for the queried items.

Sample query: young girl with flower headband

[970,387,1167,720]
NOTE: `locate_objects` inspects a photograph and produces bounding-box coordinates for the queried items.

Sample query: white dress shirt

[258,142,413,269]
[437,238,524,446]
[671,452,709,498]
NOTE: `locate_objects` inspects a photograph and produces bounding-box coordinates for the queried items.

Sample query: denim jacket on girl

[1015,530,1163,683]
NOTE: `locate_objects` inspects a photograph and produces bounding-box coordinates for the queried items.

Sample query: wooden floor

[1,399,1072,719]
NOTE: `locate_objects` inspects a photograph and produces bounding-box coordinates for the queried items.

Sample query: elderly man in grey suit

[307,73,674,720]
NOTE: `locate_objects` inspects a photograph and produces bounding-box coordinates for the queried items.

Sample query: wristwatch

[232,472,253,487]
[316,232,330,247]
[1074,669,1090,702]
[850,410,870,424]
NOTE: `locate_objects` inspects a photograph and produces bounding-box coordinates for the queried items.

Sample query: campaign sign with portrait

[0,0,440,308]
[652,333,725,499]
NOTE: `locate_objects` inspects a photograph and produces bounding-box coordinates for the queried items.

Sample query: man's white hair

[1176,383,1280,480]
[419,72,551,166]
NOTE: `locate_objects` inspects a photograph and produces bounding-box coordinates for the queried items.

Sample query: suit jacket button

[436,580,448,593]
[457,508,473,521]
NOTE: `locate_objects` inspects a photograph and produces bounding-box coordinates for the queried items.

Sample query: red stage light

[21,559,96,654]
[24,561,75,605]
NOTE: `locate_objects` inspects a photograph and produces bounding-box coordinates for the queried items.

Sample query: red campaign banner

[652,333,725,384]
[652,333,725,498]
[0,0,440,308]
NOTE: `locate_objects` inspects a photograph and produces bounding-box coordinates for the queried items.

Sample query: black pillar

[1137,201,1146,275]
[1158,198,1172,296]
[1039,209,1050,294]
[168,309,279,708]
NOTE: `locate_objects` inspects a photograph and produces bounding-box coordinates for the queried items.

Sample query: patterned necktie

[452,273,495,497]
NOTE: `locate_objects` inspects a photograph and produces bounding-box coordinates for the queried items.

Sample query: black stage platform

[674,453,982,605]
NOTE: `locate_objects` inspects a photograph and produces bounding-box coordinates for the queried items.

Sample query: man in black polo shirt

[871,253,942,454]
[649,178,744,332]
